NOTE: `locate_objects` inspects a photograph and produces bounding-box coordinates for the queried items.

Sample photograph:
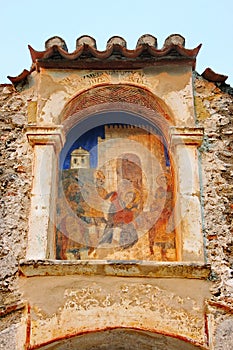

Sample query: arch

[59,111,172,170]
[24,65,205,263]
[56,113,177,261]
[56,85,177,262]
[36,328,207,350]
[59,84,175,141]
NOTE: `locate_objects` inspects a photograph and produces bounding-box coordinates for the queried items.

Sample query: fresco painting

[56,124,176,261]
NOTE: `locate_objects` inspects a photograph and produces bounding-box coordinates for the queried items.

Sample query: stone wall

[194,75,233,299]
[0,84,32,345]
[194,75,233,348]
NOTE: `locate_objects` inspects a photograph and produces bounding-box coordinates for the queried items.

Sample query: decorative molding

[26,125,65,152]
[170,127,204,146]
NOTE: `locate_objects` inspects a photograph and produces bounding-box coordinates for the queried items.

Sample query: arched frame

[25,83,205,265]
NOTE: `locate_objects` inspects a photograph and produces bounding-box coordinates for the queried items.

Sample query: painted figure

[56,124,176,261]
[148,174,174,258]
[99,190,139,249]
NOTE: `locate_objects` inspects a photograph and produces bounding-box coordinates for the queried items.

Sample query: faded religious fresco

[56,124,176,261]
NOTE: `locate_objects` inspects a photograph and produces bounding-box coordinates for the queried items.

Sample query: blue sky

[0,0,232,86]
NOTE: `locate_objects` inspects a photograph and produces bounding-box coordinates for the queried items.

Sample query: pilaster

[26,126,65,259]
[170,127,204,262]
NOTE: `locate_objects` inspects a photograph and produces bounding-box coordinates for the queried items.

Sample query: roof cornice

[8,34,202,85]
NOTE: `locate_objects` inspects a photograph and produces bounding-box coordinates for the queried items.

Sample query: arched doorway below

[37,328,207,350]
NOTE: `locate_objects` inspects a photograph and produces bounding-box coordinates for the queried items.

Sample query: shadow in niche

[37,328,207,350]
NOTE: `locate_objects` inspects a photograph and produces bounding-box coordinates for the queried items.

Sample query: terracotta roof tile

[7,69,31,84]
[202,67,228,83]
[8,34,202,85]
[28,40,201,63]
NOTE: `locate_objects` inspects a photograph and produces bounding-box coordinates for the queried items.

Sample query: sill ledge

[19,259,211,280]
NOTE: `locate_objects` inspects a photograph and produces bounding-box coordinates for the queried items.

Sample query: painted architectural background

[56,123,175,261]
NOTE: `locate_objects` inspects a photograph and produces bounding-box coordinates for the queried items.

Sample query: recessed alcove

[56,112,176,262]
[24,78,206,269]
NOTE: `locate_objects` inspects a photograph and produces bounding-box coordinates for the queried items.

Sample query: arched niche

[25,83,205,264]
[56,111,176,262]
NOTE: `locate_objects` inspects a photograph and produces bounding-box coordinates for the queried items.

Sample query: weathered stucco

[35,66,194,127]
[19,275,210,347]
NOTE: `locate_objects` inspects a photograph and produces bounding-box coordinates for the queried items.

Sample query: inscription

[81,72,111,86]
[61,70,148,94]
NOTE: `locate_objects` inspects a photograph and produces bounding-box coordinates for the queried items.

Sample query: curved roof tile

[7,69,31,84]
[28,41,201,62]
[8,34,202,85]
[202,67,228,83]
